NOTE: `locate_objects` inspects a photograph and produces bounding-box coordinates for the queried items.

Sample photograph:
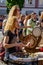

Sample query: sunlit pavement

[0,30,3,42]
[0,60,7,65]
[0,30,6,65]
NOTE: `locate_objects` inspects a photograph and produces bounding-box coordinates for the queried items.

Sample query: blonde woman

[8,5,21,22]
[3,16,25,61]
[24,14,31,26]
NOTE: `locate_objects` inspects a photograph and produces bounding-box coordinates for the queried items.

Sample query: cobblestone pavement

[0,30,3,42]
[0,60,7,65]
[0,31,6,65]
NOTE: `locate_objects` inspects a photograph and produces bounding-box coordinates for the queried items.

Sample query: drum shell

[21,34,37,49]
[9,52,38,65]
[32,61,38,65]
[9,56,33,65]
[38,60,43,65]
[8,57,38,65]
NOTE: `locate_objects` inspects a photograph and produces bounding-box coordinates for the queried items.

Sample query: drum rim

[22,34,37,49]
[32,27,42,37]
[27,35,37,49]
[21,34,37,49]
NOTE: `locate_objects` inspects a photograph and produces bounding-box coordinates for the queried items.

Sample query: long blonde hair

[40,12,43,20]
[4,16,17,32]
[8,5,19,18]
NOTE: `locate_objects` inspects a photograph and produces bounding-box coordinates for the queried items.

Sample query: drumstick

[22,42,30,53]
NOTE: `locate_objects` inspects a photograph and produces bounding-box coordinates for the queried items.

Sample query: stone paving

[0,31,3,42]
[0,60,7,65]
[0,31,6,65]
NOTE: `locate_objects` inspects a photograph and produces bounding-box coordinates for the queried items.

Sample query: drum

[9,52,38,65]
[38,55,43,65]
[21,34,37,49]
[32,27,42,37]
[38,60,43,65]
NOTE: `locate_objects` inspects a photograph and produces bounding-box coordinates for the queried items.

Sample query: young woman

[3,16,25,61]
[8,5,21,22]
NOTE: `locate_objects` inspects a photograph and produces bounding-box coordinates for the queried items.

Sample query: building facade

[0,0,7,28]
[0,0,7,16]
[0,0,43,15]
[21,0,43,15]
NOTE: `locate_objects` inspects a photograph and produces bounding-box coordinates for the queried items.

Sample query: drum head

[26,35,37,49]
[32,27,42,37]
[21,34,37,49]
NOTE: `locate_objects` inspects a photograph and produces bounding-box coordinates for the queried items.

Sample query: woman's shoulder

[4,30,11,36]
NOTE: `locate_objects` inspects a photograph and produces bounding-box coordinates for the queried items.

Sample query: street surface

[0,30,3,42]
[0,30,6,65]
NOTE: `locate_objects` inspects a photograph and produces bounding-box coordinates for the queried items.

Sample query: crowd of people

[2,5,43,63]
[0,15,6,29]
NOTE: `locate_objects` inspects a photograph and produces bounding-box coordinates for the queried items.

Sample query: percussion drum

[9,52,38,65]
[20,34,37,49]
[25,35,37,49]
[32,27,42,37]
[38,60,43,65]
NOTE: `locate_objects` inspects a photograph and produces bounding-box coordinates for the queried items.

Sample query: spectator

[24,14,31,26]
[26,12,38,35]
[19,15,25,36]
[2,19,7,35]
[24,14,31,35]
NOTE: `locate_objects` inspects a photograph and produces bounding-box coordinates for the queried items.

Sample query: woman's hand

[14,42,25,50]
[26,41,34,48]
[15,42,25,46]
[17,43,25,50]
[20,43,25,47]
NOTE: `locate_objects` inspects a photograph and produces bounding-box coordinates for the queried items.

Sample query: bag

[0,41,5,60]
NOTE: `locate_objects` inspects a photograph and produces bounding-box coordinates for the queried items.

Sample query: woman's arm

[3,36,25,49]
[3,36,19,48]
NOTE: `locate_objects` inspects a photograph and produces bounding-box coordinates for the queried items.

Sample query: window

[0,0,6,4]
[39,0,43,7]
[28,0,32,4]
[24,0,35,7]
[0,0,6,6]
[0,0,4,3]
[26,10,33,15]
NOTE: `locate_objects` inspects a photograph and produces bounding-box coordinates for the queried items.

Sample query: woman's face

[15,20,19,29]
[16,8,20,16]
